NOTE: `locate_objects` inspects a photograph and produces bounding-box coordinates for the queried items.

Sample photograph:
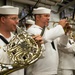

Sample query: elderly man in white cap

[0,5,43,75]
[26,7,69,75]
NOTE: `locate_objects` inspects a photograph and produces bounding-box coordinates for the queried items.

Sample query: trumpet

[49,21,59,23]
[49,20,75,25]
[49,20,75,40]
[49,20,75,30]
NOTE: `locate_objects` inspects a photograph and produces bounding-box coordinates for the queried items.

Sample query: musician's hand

[32,35,44,44]
[59,19,69,28]
[64,25,72,35]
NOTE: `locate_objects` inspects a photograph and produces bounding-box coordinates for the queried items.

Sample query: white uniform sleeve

[58,43,75,54]
[58,35,75,54]
[43,25,65,42]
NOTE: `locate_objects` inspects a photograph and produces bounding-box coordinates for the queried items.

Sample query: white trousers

[58,69,73,75]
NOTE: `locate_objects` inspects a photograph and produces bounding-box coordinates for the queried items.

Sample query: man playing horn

[0,5,43,75]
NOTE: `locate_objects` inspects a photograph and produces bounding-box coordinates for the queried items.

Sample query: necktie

[51,41,56,50]
[69,39,74,44]
[41,26,45,36]
[69,40,72,44]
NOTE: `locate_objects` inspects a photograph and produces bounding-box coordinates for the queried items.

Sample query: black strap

[0,35,9,44]
[51,41,56,50]
[40,26,45,36]
[69,40,74,45]
[69,40,72,44]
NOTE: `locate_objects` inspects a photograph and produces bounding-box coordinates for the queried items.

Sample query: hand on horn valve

[32,35,44,44]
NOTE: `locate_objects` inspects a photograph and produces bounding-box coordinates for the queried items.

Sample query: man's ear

[36,15,41,20]
[0,16,6,23]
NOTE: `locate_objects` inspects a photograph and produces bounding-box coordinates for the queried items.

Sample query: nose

[16,19,19,24]
[47,16,50,20]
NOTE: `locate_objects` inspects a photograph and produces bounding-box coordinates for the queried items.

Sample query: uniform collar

[32,24,44,30]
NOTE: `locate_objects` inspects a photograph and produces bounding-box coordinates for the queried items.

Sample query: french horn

[0,29,42,75]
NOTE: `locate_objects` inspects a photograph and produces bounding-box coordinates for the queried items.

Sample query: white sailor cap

[26,19,35,25]
[0,5,19,15]
[33,7,51,14]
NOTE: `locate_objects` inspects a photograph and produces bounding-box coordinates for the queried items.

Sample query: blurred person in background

[25,19,35,30]
[58,25,75,75]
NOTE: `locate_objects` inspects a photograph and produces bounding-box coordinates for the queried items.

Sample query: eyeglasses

[7,17,19,21]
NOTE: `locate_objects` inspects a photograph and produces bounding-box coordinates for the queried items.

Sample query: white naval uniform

[57,35,75,75]
[27,24,65,75]
[0,33,24,75]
